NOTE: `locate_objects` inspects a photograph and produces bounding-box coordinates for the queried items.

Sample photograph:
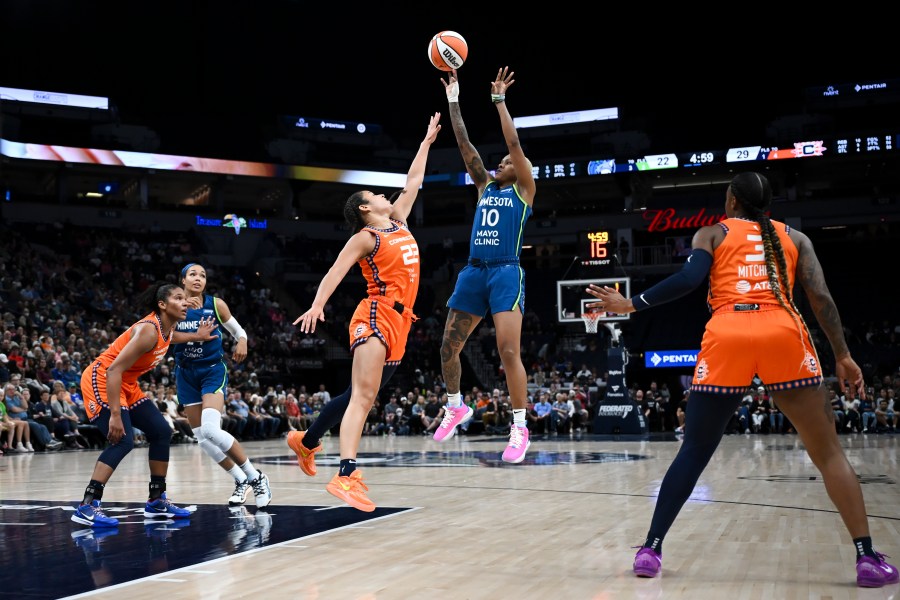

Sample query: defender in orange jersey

[586,171,896,588]
[288,112,441,511]
[72,283,215,529]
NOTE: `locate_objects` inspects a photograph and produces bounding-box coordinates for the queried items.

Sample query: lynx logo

[645,350,700,368]
[610,385,620,392]
[597,405,634,418]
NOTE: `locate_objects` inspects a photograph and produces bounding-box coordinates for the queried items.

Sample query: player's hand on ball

[443,70,459,102]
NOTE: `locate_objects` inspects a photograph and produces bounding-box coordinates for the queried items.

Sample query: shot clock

[578,229,617,274]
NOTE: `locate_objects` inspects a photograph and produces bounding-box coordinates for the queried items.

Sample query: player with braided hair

[586,171,897,588]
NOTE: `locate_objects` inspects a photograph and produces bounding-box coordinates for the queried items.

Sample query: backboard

[556,277,631,324]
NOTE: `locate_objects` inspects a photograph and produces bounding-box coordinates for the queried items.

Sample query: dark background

[3,3,895,162]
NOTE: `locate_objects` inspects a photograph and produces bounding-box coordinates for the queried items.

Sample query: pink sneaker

[501,424,531,463]
[433,405,473,442]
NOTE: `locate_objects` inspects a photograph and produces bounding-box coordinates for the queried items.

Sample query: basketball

[428,31,468,72]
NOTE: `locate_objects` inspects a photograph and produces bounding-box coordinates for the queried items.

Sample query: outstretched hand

[294,306,325,334]
[492,67,515,95]
[422,112,442,144]
[585,284,633,314]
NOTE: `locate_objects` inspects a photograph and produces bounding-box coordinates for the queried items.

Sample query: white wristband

[446,81,459,103]
[221,316,247,341]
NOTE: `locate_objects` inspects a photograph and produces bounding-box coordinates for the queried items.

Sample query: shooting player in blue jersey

[433,67,536,464]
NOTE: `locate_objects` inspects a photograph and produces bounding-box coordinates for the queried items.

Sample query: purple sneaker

[433,404,473,442]
[633,547,662,578]
[857,552,899,588]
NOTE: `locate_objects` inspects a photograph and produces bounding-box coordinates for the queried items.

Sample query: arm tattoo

[466,156,488,181]
[797,245,849,357]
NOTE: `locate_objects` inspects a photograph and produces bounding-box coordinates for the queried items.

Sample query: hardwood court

[2,432,898,600]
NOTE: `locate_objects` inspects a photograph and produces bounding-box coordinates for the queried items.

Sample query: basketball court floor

[1,432,898,599]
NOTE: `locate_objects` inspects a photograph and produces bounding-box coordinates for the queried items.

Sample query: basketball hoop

[581,310,603,333]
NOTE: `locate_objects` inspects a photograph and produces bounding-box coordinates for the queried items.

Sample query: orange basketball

[428,31,468,72]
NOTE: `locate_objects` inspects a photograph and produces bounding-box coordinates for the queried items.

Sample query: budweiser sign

[644,208,726,232]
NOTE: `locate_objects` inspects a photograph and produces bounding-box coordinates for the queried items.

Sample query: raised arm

[492,67,535,205]
[443,69,490,190]
[390,112,442,223]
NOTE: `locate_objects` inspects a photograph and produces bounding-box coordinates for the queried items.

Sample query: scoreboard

[456,131,900,185]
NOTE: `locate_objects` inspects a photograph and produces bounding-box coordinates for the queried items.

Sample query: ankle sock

[854,536,877,559]
[240,460,260,482]
[228,465,248,483]
[513,409,526,428]
[339,459,357,477]
[644,535,663,555]
[446,392,462,408]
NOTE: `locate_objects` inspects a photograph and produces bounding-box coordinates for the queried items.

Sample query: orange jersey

[358,219,420,309]
[707,218,798,312]
[82,313,173,419]
[94,313,174,383]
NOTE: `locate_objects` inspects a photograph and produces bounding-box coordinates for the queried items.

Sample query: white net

[581,311,602,333]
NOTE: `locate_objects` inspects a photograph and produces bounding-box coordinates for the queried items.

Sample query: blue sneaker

[144,492,193,519]
[71,500,120,528]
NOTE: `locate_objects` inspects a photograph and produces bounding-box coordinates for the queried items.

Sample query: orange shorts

[348,297,415,365]
[81,361,150,421]
[691,305,823,395]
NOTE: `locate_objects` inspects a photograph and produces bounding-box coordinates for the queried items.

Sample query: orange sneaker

[326,470,376,512]
[287,431,322,477]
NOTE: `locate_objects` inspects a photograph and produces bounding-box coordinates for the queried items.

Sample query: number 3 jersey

[172,295,225,366]
[469,181,532,261]
[359,218,420,309]
[706,217,798,312]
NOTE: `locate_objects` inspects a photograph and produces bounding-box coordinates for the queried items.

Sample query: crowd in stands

[2,221,899,455]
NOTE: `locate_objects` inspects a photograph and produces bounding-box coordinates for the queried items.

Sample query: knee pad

[193,425,227,463]
[201,408,236,454]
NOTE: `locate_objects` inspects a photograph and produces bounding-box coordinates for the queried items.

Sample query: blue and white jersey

[468,181,532,262]
[172,295,224,366]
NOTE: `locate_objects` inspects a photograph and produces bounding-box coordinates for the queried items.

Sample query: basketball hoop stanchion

[591,322,647,435]
[603,322,622,347]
